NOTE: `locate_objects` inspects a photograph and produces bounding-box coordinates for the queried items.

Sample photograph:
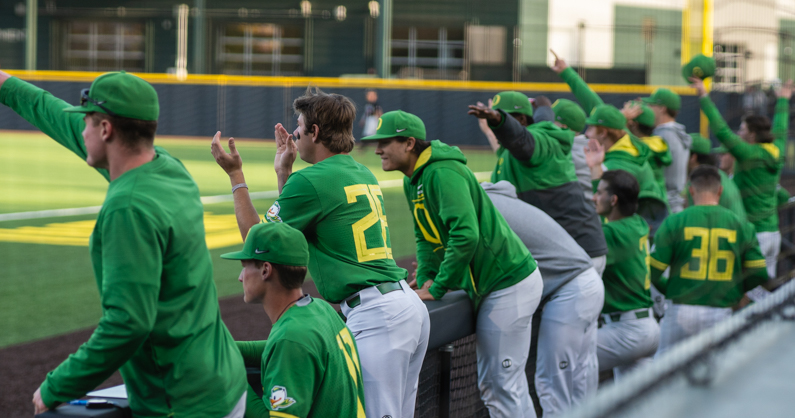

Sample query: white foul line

[0,171,492,223]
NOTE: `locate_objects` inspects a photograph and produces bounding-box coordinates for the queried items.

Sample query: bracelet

[231,183,248,193]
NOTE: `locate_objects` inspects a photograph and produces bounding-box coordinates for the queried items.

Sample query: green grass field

[0,131,496,348]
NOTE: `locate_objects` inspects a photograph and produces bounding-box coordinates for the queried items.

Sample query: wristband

[232,183,248,193]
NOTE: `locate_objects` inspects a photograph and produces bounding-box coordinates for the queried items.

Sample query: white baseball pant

[535,267,603,415]
[590,255,606,277]
[597,308,660,380]
[220,392,246,418]
[655,303,732,357]
[341,280,431,418]
[477,269,544,418]
[757,231,781,279]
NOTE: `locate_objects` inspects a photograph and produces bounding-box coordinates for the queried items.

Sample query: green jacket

[404,140,537,309]
[639,135,673,194]
[700,96,789,232]
[602,134,670,208]
[0,77,247,417]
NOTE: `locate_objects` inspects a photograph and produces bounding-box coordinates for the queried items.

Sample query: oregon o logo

[492,95,501,106]
[376,118,382,130]
[693,66,704,77]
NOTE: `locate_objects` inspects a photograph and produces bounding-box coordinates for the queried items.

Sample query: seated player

[365,110,544,418]
[483,181,603,415]
[468,91,608,274]
[651,166,770,356]
[593,170,660,379]
[222,222,366,418]
[691,77,792,280]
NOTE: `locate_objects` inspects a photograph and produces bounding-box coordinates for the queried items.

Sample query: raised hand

[274,123,297,175]
[467,102,501,124]
[776,80,794,100]
[210,131,243,175]
[621,100,644,120]
[689,77,708,98]
[550,49,568,74]
[584,138,605,169]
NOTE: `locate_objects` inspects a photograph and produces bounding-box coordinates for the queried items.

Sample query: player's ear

[311,124,320,143]
[406,137,416,153]
[101,119,113,143]
[260,261,273,282]
[609,194,618,208]
[716,184,724,198]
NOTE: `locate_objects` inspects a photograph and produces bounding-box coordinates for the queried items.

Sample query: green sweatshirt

[639,135,673,194]
[700,96,789,232]
[404,140,537,309]
[602,134,670,209]
[0,77,247,416]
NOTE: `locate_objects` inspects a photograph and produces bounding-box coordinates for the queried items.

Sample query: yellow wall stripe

[3,70,696,95]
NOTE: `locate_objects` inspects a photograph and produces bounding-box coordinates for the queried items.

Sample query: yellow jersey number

[336,328,366,418]
[681,227,736,281]
[640,235,651,290]
[345,184,392,262]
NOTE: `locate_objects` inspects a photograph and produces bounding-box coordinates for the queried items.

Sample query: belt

[599,308,651,326]
[344,281,403,309]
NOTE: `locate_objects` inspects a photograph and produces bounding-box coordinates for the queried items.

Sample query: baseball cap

[551,99,586,132]
[220,222,309,267]
[361,110,426,141]
[491,91,533,117]
[585,104,627,130]
[682,54,716,83]
[63,71,159,121]
[633,104,656,127]
[689,133,712,155]
[642,88,681,111]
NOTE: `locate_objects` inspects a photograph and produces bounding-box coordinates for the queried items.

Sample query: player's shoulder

[270,299,343,349]
[303,154,379,183]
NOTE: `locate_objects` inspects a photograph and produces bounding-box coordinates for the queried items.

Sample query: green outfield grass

[0,131,496,347]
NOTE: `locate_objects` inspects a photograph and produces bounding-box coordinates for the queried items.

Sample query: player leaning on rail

[211,87,429,418]
[363,110,544,418]
[0,71,247,416]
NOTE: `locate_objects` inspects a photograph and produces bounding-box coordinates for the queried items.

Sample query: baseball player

[482,181,603,415]
[641,88,692,213]
[622,102,673,196]
[685,134,747,222]
[593,170,660,379]
[651,166,770,355]
[364,110,543,418]
[692,77,792,279]
[211,87,430,418]
[550,98,594,201]
[0,71,247,416]
[222,222,366,418]
[467,93,608,274]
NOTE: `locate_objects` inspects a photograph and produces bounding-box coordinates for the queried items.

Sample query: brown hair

[605,127,626,142]
[690,165,722,193]
[742,115,773,143]
[293,86,356,153]
[602,170,639,216]
[392,136,431,156]
[665,108,678,118]
[254,260,307,290]
[88,112,157,149]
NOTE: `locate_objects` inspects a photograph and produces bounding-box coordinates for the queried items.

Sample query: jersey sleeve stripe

[649,257,669,271]
[743,259,767,269]
[270,411,299,418]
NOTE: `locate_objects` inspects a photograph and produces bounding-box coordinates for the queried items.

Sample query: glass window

[391,26,465,79]
[713,44,744,92]
[216,23,303,76]
[63,21,145,72]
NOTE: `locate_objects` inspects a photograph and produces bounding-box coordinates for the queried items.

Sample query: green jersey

[405,140,537,309]
[686,170,747,222]
[602,215,653,313]
[639,135,673,194]
[700,96,789,232]
[265,154,405,303]
[649,205,768,307]
[0,77,247,416]
[237,296,366,418]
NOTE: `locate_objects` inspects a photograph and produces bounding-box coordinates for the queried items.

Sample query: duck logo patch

[270,386,296,410]
[266,202,282,223]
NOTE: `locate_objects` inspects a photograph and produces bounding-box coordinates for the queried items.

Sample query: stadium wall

[0,71,709,146]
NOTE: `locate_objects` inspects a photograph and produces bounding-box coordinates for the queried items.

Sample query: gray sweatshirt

[654,121,692,213]
[482,181,594,300]
[571,134,593,201]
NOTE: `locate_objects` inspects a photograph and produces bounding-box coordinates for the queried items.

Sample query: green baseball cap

[633,104,656,127]
[220,222,309,267]
[585,104,627,130]
[491,91,533,117]
[642,88,681,111]
[682,54,716,83]
[689,133,712,155]
[63,71,159,121]
[361,110,426,141]
[551,99,586,132]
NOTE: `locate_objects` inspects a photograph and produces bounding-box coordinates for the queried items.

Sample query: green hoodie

[404,140,537,309]
[639,135,673,194]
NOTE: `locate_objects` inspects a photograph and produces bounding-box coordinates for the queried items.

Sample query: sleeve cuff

[39,378,61,409]
[0,75,20,105]
[488,110,506,130]
[743,259,767,269]
[428,282,448,300]
[650,257,669,271]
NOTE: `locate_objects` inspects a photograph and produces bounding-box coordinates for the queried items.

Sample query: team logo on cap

[270,386,296,410]
[492,95,501,106]
[266,202,282,223]
[693,66,704,77]
[377,117,383,130]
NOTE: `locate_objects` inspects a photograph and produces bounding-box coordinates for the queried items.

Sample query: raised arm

[772,81,792,155]
[210,132,261,241]
[691,77,756,163]
[551,50,604,114]
[0,71,109,180]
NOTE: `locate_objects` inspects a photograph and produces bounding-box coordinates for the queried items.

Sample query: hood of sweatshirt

[605,133,653,167]
[529,121,575,155]
[409,139,468,184]
[654,121,692,149]
[479,181,518,199]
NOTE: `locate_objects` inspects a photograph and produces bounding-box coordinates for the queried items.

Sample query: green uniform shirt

[649,205,768,307]
[405,140,537,309]
[700,96,789,232]
[686,170,747,222]
[264,155,405,303]
[602,215,653,313]
[639,135,673,194]
[237,296,366,418]
[0,77,247,416]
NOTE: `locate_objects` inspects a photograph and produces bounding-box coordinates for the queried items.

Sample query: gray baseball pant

[597,308,660,380]
[757,231,781,279]
[655,303,732,357]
